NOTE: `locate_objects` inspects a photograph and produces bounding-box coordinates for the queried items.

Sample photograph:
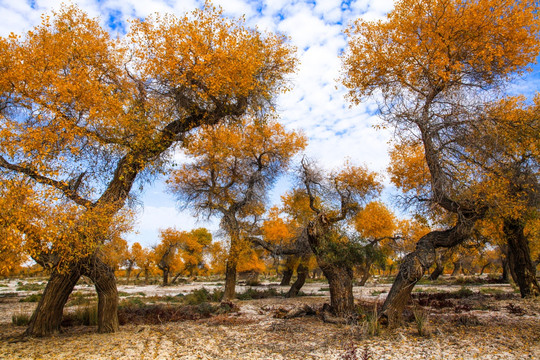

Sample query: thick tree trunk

[222,260,237,301]
[286,262,308,298]
[429,262,444,280]
[280,256,297,286]
[504,218,540,298]
[380,217,475,326]
[161,268,169,286]
[280,269,293,286]
[305,215,356,316]
[84,256,119,333]
[320,263,355,316]
[25,264,81,337]
[451,261,462,276]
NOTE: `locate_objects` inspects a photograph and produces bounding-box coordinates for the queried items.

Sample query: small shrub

[67,292,93,306]
[120,297,146,307]
[182,288,222,305]
[197,302,217,316]
[0,284,9,288]
[413,307,429,336]
[319,287,330,292]
[505,303,525,316]
[16,282,45,291]
[118,291,131,297]
[454,287,474,298]
[365,304,380,336]
[236,287,280,300]
[370,290,385,296]
[479,287,504,295]
[455,314,481,326]
[20,293,42,302]
[64,305,99,326]
[12,313,31,326]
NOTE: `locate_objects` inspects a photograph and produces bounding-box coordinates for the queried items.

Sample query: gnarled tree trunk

[305,215,356,316]
[286,261,308,298]
[504,218,540,298]
[83,255,119,333]
[357,261,373,286]
[25,263,82,337]
[319,263,355,316]
[380,216,475,326]
[280,269,293,286]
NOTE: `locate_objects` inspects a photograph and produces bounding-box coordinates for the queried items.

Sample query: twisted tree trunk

[380,216,475,326]
[504,218,540,298]
[25,263,82,337]
[286,261,308,298]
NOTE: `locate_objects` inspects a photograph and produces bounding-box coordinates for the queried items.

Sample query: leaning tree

[0,4,296,336]
[342,0,540,325]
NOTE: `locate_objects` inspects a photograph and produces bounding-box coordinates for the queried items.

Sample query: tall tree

[0,4,296,336]
[168,116,306,300]
[342,0,540,325]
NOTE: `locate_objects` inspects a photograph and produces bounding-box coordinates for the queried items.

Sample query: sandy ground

[0,278,538,359]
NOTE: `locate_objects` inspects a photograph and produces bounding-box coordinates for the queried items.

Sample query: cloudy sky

[1,0,537,247]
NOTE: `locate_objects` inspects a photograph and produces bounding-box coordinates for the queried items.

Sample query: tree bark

[451,261,462,276]
[83,255,119,333]
[320,263,355,317]
[504,218,540,298]
[161,268,170,286]
[305,215,356,316]
[25,263,81,337]
[429,262,444,280]
[222,260,237,301]
[280,269,293,286]
[380,216,475,326]
[357,262,372,286]
[286,262,308,298]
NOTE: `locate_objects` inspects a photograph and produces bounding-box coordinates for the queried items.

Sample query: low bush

[12,313,31,326]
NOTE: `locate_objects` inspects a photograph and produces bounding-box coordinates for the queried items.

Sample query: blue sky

[1,0,538,247]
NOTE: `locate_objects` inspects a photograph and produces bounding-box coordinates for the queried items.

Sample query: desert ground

[0,276,539,359]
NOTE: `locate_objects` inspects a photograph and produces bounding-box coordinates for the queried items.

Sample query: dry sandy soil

[0,278,539,359]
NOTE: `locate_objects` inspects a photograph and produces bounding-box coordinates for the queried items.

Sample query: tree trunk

[144,269,149,284]
[280,269,293,286]
[84,256,119,333]
[161,268,169,286]
[280,256,296,286]
[451,261,462,276]
[286,262,308,298]
[125,263,133,283]
[429,262,444,280]
[380,216,475,327]
[479,262,491,276]
[357,262,372,286]
[504,218,540,298]
[320,263,355,316]
[222,260,237,301]
[25,264,81,337]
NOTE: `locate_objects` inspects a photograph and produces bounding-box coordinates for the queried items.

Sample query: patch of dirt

[1,279,539,359]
